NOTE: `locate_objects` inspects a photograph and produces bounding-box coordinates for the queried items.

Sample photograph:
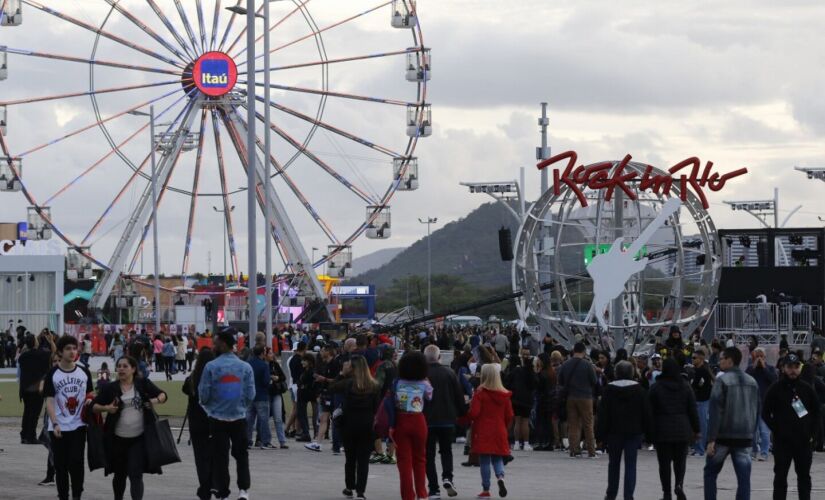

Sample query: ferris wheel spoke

[173,0,202,56]
[234,111,341,245]
[248,105,378,205]
[145,0,198,60]
[209,0,222,50]
[44,124,149,206]
[216,4,241,52]
[23,1,185,69]
[81,97,199,245]
[0,80,181,107]
[210,108,241,278]
[127,134,191,274]
[15,87,183,158]
[229,0,313,59]
[252,92,401,157]
[101,0,190,64]
[181,109,209,278]
[81,152,151,246]
[245,80,413,107]
[195,0,208,53]
[237,1,392,67]
[219,109,298,271]
[0,46,183,76]
[224,2,265,56]
[260,48,422,75]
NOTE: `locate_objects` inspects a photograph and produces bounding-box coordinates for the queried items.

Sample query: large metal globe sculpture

[513,159,721,352]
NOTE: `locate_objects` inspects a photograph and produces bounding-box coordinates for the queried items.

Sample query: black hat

[785,353,801,365]
[216,328,237,347]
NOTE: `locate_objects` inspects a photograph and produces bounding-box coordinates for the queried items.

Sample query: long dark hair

[190,347,215,393]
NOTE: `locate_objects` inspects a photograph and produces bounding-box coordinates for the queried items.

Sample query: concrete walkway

[0,417,823,499]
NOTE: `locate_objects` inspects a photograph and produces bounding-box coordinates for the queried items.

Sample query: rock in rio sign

[192,51,238,97]
[537,151,748,209]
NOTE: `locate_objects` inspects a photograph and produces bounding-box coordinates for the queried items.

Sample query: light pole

[213,205,235,288]
[226,0,259,336]
[418,217,437,313]
[228,0,285,340]
[127,108,161,336]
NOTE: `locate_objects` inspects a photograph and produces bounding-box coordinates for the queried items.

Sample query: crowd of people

[6,320,825,500]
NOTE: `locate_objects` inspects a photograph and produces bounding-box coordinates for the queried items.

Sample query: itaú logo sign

[193,52,238,97]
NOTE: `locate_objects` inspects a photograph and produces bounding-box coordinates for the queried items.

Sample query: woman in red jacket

[467,363,513,498]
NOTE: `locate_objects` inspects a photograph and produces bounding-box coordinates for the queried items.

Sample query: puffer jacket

[708,367,759,442]
[649,375,700,443]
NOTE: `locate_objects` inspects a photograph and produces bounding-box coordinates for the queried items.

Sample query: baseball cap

[785,353,802,365]
[651,353,662,360]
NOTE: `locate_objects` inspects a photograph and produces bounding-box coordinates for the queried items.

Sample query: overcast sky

[2,0,824,277]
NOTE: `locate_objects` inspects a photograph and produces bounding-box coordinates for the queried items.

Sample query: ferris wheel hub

[187,51,238,98]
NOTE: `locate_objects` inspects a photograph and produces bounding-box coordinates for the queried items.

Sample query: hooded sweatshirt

[596,379,652,441]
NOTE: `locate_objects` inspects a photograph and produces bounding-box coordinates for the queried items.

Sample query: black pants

[426,426,455,494]
[342,424,373,495]
[164,356,175,377]
[191,431,213,500]
[112,435,145,500]
[534,407,553,446]
[773,440,813,500]
[51,427,86,500]
[21,391,44,441]
[209,418,250,499]
[655,441,688,496]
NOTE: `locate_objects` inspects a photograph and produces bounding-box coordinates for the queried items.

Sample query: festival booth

[0,250,65,336]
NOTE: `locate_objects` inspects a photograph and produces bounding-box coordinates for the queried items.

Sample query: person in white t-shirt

[44,336,93,500]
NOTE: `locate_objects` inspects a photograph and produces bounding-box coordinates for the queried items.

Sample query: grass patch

[0,381,295,419]
[0,381,188,418]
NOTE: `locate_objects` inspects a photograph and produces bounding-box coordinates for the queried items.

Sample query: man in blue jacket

[199,328,256,500]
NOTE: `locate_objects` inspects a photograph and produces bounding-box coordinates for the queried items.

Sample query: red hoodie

[466,388,513,456]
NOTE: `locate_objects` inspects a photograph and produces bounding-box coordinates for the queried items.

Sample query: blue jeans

[694,400,710,455]
[751,417,770,457]
[703,444,751,500]
[270,394,287,445]
[605,434,642,500]
[246,400,271,446]
[479,455,505,491]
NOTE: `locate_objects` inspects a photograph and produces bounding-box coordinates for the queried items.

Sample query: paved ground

[1,418,824,500]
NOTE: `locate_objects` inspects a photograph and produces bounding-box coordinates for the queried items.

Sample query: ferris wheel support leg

[223,108,328,308]
[89,100,203,311]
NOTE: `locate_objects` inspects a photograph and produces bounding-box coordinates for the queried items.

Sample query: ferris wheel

[0,0,430,311]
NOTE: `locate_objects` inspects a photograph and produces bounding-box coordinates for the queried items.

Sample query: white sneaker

[522,443,533,451]
[455,437,466,444]
[238,490,250,500]
[304,442,322,452]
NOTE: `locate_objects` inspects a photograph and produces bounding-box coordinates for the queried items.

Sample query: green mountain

[349,201,521,292]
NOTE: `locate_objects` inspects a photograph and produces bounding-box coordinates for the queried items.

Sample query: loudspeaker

[498,227,513,261]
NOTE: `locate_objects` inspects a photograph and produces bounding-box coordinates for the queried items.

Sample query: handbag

[86,420,108,472]
[143,410,181,470]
